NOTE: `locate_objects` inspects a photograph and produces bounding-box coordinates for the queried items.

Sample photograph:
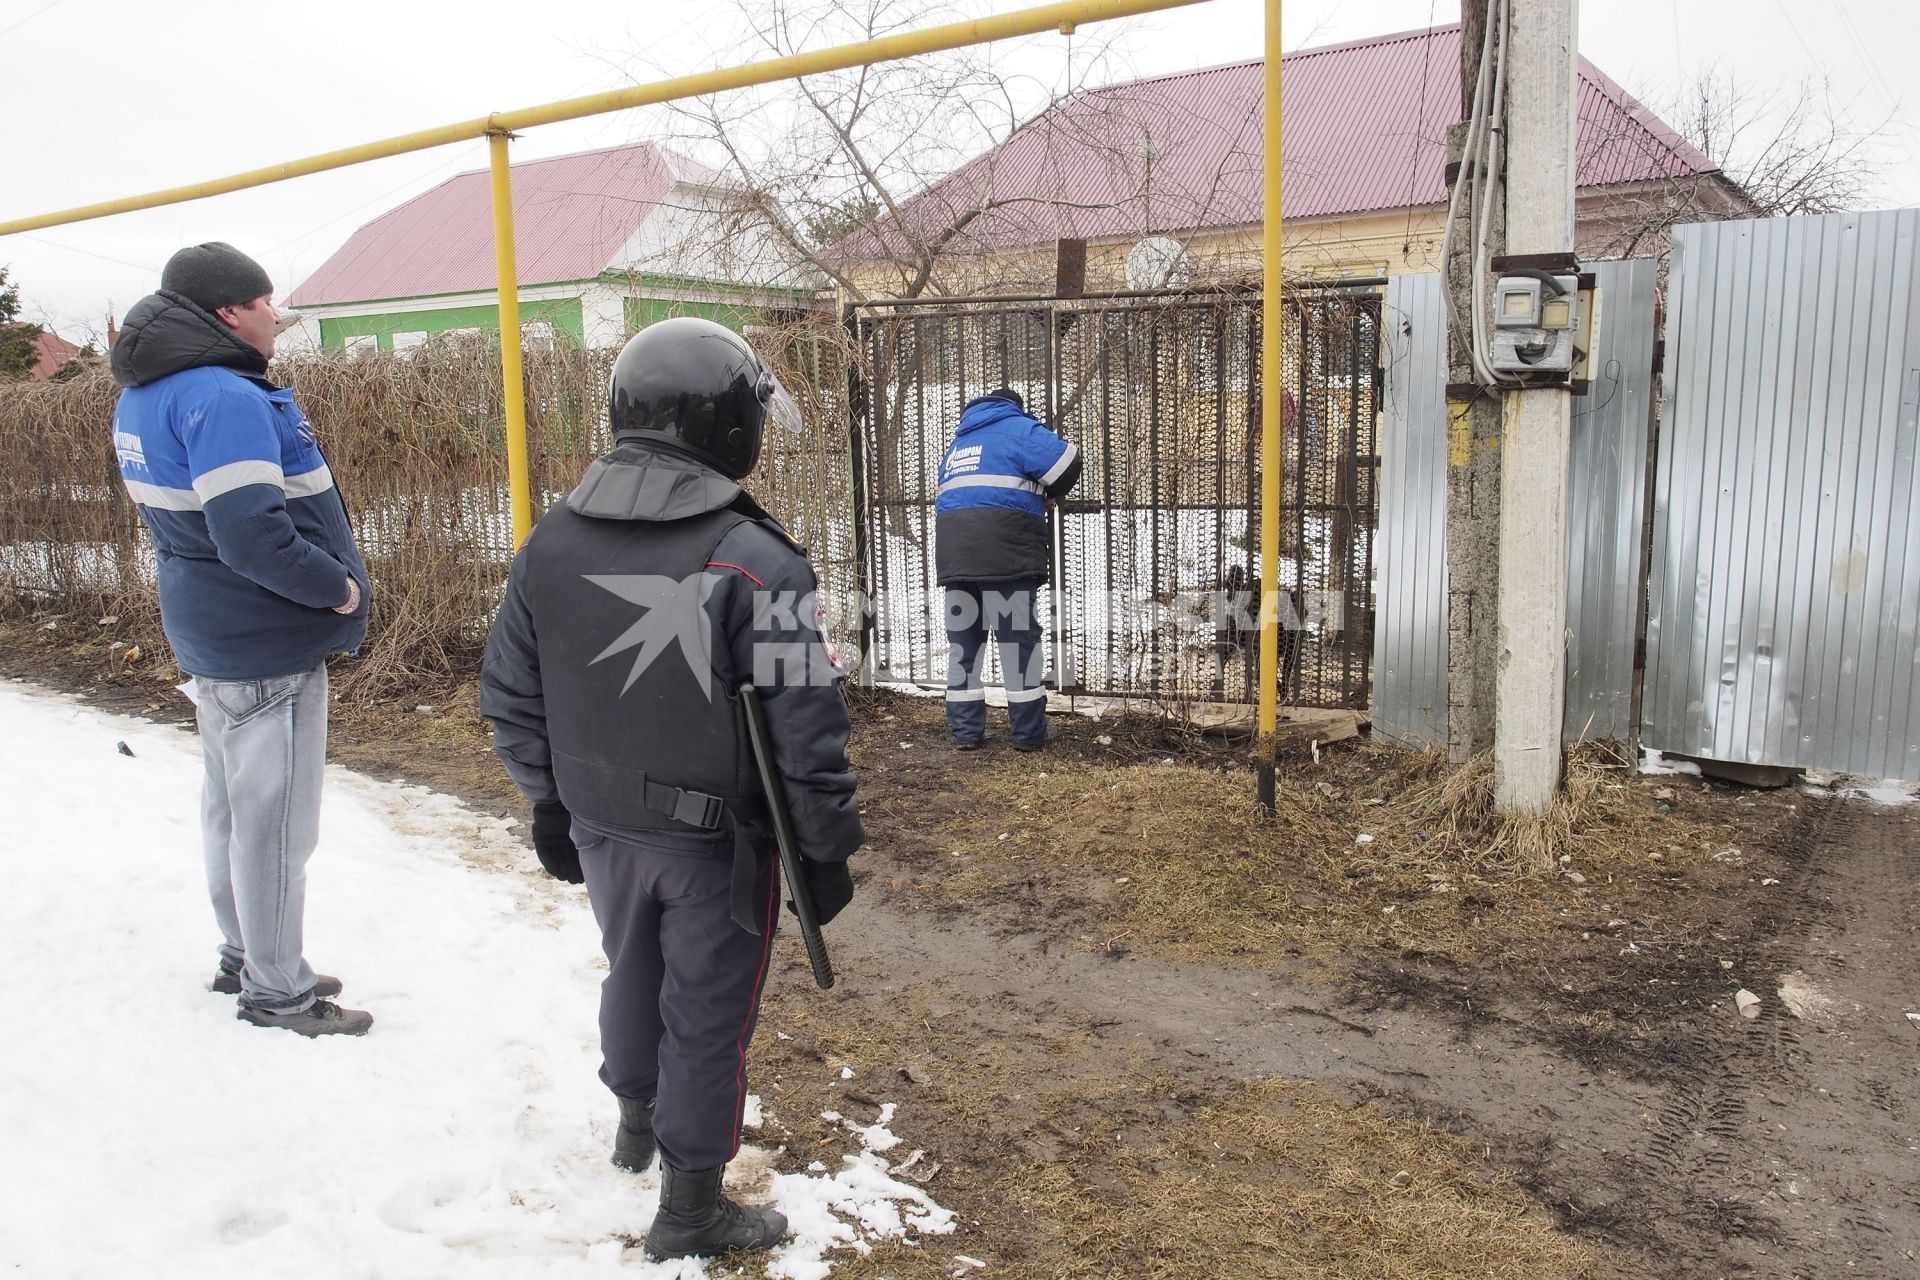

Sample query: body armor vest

[521,501,770,840]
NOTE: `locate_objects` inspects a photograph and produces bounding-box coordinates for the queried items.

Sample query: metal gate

[1646,210,1920,780]
[851,287,1381,707]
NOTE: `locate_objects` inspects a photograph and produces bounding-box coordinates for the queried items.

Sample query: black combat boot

[611,1096,656,1173]
[643,1163,788,1261]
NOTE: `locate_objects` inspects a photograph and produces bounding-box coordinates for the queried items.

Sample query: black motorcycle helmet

[606,316,803,479]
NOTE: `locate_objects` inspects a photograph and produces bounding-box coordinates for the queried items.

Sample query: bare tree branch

[1579,67,1890,267]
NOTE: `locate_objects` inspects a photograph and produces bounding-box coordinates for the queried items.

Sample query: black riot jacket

[480,443,864,917]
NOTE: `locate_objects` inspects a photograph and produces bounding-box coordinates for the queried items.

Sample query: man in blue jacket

[112,242,373,1038]
[934,389,1081,750]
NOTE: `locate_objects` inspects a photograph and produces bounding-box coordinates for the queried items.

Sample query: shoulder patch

[760,515,807,557]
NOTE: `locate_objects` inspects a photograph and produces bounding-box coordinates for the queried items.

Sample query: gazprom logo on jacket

[114,431,146,471]
[944,444,984,479]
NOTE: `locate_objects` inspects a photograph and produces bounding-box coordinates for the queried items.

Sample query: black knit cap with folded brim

[160,242,274,313]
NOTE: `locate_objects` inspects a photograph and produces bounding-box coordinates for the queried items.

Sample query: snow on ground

[0,680,950,1279]
[1637,748,1704,777]
[1839,781,1919,807]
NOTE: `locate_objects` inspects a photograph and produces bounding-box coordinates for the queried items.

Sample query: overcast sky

[4,0,1915,338]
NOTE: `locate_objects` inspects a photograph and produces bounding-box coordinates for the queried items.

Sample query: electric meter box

[1490,273,1581,376]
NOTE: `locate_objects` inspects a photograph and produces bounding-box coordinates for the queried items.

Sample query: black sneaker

[237,999,373,1038]
[210,967,342,1000]
[953,739,983,752]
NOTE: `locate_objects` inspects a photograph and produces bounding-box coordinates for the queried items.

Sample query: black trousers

[575,825,780,1172]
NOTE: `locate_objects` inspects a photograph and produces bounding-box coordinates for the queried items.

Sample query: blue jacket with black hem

[933,394,1081,585]
[110,291,369,681]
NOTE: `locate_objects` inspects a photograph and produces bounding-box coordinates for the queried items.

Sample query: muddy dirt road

[790,784,1917,1279]
[6,633,1915,1278]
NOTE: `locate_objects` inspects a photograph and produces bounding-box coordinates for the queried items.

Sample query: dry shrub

[1399,742,1631,876]
[0,367,160,637]
[0,319,858,698]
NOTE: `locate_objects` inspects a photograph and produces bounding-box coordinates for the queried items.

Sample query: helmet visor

[757,367,805,436]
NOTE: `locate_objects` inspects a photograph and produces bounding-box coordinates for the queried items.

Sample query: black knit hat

[160,242,274,313]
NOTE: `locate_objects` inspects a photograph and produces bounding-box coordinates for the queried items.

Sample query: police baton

[738,682,836,989]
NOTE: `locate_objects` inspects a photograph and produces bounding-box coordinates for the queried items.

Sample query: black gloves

[530,802,585,884]
[790,858,854,926]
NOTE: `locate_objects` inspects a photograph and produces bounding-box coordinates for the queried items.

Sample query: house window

[343,334,378,355]
[391,331,428,353]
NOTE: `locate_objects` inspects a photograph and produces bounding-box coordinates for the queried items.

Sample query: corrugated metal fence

[1372,273,1450,746]
[1372,259,1660,749]
[1646,211,1920,779]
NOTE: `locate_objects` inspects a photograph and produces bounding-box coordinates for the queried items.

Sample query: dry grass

[855,694,1790,970]
[747,979,1623,1280]
[1399,742,1634,876]
[0,317,858,699]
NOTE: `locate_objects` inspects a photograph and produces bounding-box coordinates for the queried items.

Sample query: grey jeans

[195,661,329,1013]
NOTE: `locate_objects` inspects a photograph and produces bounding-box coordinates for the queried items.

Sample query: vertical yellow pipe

[489,132,533,547]
[1258,0,1283,741]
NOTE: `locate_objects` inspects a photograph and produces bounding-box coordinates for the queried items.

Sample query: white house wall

[610,182,816,290]
[279,316,325,353]
[577,285,627,349]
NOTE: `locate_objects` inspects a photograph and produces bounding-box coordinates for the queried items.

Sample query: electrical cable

[1438,9,1498,373]
[1471,0,1518,384]
[0,0,64,39]
[1399,4,1441,257]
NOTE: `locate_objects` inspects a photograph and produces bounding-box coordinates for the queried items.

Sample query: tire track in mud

[1602,796,1828,1275]
[1603,796,1918,1280]
[1767,797,1920,1280]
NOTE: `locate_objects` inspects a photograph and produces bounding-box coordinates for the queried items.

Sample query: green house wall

[318,298,584,351]
[621,295,765,334]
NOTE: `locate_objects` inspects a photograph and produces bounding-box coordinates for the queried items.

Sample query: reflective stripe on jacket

[933,395,1079,584]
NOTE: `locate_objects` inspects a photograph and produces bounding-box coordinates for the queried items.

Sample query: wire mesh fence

[852,286,1381,707]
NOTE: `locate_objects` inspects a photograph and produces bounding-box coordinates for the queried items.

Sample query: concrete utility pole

[1493,0,1578,812]
[1443,0,1504,763]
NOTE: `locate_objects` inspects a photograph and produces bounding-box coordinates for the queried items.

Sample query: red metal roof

[288,141,721,307]
[841,25,1716,259]
[29,330,81,380]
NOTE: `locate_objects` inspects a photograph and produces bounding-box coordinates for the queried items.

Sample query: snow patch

[1844,782,1917,807]
[1638,749,1702,777]
[0,682,949,1278]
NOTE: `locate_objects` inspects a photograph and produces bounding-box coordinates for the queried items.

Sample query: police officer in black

[480,317,863,1262]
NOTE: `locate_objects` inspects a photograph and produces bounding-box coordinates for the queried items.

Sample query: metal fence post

[487,132,532,548]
